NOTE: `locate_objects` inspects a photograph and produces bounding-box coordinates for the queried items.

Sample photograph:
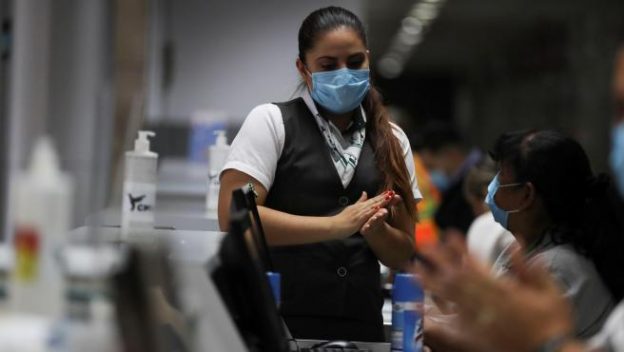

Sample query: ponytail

[578,174,624,301]
[364,86,417,220]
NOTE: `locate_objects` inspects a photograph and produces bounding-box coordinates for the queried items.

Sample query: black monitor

[208,210,289,352]
[231,185,274,272]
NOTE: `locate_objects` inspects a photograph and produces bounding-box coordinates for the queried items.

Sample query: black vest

[266,98,384,342]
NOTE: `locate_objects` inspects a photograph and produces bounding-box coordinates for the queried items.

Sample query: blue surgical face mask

[610,122,624,197]
[484,174,523,230]
[310,68,370,114]
[429,170,450,192]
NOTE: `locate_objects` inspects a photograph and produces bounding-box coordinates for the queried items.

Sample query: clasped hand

[331,190,402,238]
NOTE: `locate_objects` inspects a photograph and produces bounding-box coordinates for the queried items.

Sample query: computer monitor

[231,185,274,272]
[208,210,289,352]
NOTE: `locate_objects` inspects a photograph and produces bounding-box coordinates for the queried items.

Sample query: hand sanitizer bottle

[10,136,73,318]
[121,131,158,239]
[206,130,230,215]
[391,273,424,352]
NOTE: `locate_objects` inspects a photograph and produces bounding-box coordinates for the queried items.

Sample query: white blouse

[221,96,422,201]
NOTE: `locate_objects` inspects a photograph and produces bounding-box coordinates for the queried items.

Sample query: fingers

[361,208,389,234]
[389,194,403,207]
[356,191,368,203]
[361,190,395,213]
[354,190,400,208]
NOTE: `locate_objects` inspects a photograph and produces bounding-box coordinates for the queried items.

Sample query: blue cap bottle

[391,273,424,352]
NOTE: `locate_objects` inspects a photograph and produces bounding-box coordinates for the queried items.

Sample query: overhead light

[397,30,422,47]
[412,2,439,22]
[401,16,423,36]
[378,54,404,79]
[378,0,447,79]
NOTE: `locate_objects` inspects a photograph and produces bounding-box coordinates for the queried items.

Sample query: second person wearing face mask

[218,6,421,342]
[484,130,622,339]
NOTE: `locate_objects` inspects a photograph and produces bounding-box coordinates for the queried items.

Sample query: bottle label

[391,302,423,352]
[14,227,40,283]
[206,172,220,211]
[122,181,156,224]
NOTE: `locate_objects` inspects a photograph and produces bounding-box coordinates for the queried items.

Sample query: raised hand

[412,234,575,352]
[330,190,395,238]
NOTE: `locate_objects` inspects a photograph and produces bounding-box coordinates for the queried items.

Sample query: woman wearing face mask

[421,130,624,351]
[218,6,421,342]
[484,129,623,339]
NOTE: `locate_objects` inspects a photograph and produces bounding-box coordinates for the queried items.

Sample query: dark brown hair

[298,6,417,218]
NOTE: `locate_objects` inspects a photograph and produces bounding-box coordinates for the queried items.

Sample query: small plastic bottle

[206,130,230,214]
[9,136,73,318]
[391,273,424,352]
[121,131,158,239]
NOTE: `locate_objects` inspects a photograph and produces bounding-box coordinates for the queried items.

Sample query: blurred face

[296,26,370,91]
[420,147,462,177]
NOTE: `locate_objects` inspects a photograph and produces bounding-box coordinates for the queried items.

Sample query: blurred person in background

[412,149,442,249]
[422,130,621,350]
[413,24,624,352]
[417,127,624,351]
[416,122,483,236]
[487,130,619,338]
[463,156,515,265]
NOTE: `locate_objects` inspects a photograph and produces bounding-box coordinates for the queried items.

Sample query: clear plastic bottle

[206,130,230,214]
[10,136,73,318]
[121,131,158,239]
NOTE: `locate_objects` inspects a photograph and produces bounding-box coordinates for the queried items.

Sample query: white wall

[147,0,364,121]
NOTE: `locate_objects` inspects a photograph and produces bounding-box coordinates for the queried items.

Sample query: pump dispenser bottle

[206,130,230,214]
[121,131,158,239]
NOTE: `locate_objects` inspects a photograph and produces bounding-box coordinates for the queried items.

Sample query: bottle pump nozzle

[214,130,227,147]
[134,131,156,153]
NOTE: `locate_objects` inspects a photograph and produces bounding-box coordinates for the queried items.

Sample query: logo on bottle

[128,193,152,212]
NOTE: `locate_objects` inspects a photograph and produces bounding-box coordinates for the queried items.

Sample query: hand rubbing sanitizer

[121,131,158,239]
[206,130,230,215]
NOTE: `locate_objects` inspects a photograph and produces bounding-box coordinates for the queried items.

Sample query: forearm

[258,206,344,246]
[363,222,414,269]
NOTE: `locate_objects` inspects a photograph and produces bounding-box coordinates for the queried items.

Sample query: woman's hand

[330,190,395,238]
[360,191,402,236]
[412,235,575,352]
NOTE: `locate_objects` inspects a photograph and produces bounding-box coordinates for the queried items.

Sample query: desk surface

[85,207,221,232]
[68,226,225,263]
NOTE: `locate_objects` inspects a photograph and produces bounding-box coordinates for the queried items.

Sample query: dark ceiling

[365,0,591,76]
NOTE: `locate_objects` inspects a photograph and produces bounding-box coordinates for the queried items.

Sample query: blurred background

[1,0,623,239]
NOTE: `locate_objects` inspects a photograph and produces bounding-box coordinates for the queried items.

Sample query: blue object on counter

[391,273,424,352]
[188,120,226,163]
[266,271,281,308]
